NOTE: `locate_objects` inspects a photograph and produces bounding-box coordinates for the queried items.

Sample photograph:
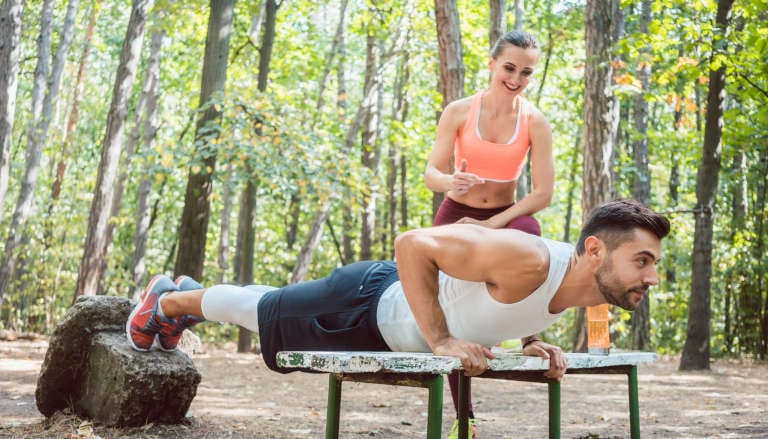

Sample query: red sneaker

[155,276,206,352]
[126,274,178,351]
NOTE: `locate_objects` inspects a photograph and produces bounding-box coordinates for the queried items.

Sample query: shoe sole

[126,274,166,352]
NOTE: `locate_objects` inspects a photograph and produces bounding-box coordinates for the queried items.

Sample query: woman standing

[425,30,566,438]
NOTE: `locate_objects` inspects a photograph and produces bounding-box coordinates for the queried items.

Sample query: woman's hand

[455,216,505,229]
[451,159,485,195]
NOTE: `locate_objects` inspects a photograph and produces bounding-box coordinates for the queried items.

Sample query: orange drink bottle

[586,303,610,355]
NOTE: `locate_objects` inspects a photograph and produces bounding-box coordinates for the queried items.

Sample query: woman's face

[489,44,540,96]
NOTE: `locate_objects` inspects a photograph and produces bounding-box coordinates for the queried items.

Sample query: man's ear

[584,235,604,265]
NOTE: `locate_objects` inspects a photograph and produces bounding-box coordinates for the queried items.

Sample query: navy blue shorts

[257,261,399,373]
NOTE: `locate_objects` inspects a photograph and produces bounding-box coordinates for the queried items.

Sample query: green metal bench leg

[326,374,342,439]
[628,366,640,439]
[426,375,444,439]
[457,372,470,439]
[548,380,561,439]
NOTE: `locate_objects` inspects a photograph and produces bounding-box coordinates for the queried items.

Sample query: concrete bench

[276,350,656,439]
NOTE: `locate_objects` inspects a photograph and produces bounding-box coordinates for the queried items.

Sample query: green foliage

[1,0,767,360]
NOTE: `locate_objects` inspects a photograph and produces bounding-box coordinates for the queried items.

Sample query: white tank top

[376,238,573,352]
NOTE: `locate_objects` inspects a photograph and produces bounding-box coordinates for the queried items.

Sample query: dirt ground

[1,339,767,439]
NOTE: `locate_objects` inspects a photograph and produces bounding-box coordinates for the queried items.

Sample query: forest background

[0,0,765,371]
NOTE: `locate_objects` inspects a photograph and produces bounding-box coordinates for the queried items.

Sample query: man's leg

[127,276,274,351]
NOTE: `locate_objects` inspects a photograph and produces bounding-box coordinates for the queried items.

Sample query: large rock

[35,295,201,426]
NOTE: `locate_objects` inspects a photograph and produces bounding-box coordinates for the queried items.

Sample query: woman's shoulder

[444,94,476,113]
[440,95,476,127]
[520,97,550,127]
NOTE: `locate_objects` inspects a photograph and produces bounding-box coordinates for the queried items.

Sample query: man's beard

[594,257,647,311]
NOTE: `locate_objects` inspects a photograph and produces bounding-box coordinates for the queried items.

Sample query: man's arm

[393,224,540,375]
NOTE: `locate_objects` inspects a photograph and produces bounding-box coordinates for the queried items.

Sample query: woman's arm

[424,99,483,194]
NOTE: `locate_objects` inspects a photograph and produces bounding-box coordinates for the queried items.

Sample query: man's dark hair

[490,30,540,59]
[575,199,671,255]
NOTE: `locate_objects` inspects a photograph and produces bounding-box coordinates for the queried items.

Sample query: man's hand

[522,341,567,380]
[433,337,496,377]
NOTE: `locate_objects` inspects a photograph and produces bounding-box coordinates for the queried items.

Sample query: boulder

[35,295,201,426]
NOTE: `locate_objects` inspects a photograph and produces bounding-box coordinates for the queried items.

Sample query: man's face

[594,229,662,311]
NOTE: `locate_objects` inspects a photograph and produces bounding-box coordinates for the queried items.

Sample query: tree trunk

[387,42,410,258]
[723,150,746,350]
[630,0,652,351]
[49,0,101,207]
[174,0,234,280]
[562,132,581,243]
[131,176,152,299]
[0,0,24,212]
[574,0,620,353]
[217,163,235,283]
[0,0,53,294]
[313,0,348,124]
[433,0,464,218]
[98,24,164,289]
[285,193,300,251]
[359,28,381,261]
[1,0,64,304]
[513,0,524,29]
[759,159,768,359]
[666,46,685,287]
[489,0,506,50]
[234,0,279,352]
[534,4,554,107]
[128,26,164,297]
[290,199,333,284]
[337,28,354,264]
[74,0,151,299]
[680,0,734,371]
[236,178,256,353]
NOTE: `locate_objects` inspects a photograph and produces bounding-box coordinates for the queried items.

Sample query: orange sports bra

[454,93,531,182]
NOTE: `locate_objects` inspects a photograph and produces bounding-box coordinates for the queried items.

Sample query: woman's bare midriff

[448,179,518,208]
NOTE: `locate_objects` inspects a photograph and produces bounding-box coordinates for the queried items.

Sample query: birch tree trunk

[314,0,348,124]
[290,200,333,284]
[680,0,735,370]
[0,0,24,212]
[174,0,234,280]
[0,0,56,304]
[290,0,351,276]
[99,25,164,289]
[49,0,101,207]
[75,0,153,298]
[630,0,652,351]
[573,0,620,352]
[126,26,164,297]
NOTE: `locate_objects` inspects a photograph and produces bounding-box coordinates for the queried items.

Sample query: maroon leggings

[433,196,542,417]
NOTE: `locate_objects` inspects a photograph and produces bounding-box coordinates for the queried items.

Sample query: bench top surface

[276,350,657,374]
